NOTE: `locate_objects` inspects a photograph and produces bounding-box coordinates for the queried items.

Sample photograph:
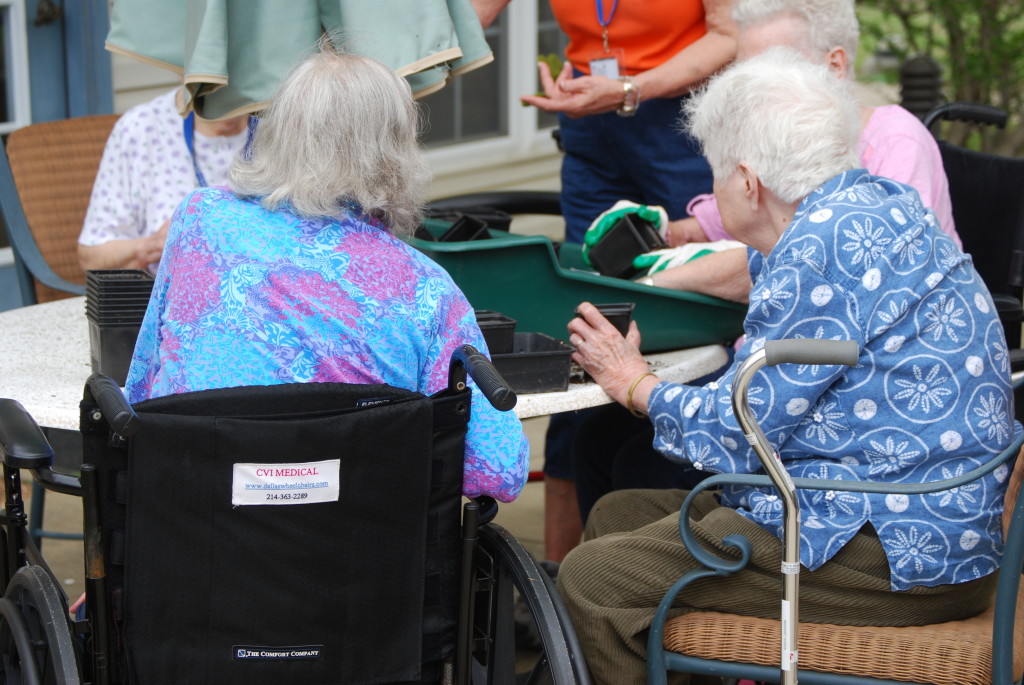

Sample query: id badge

[588,48,625,78]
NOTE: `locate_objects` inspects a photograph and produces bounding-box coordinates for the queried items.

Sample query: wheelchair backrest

[938,139,1024,298]
[80,381,470,684]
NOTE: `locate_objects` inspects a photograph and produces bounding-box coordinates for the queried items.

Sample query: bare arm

[521,0,737,118]
[648,246,751,303]
[665,216,711,246]
[471,0,511,28]
[634,0,737,100]
[78,221,168,272]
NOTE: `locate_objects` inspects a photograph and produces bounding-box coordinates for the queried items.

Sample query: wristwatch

[617,76,639,117]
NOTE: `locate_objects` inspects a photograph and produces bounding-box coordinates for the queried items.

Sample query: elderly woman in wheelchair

[0,37,598,685]
[123,37,529,504]
[561,47,1021,684]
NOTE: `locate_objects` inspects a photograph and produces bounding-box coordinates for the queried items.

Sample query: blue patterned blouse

[648,169,1020,590]
[126,187,529,502]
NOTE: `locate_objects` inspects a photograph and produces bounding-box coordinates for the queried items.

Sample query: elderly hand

[520,61,625,118]
[132,220,169,270]
[567,302,657,412]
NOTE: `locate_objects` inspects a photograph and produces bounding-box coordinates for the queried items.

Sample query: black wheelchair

[923,102,1024,357]
[0,346,591,684]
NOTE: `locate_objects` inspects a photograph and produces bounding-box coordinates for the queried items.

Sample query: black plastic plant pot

[587,213,666,279]
[85,312,147,327]
[426,207,513,233]
[475,310,518,354]
[88,320,141,386]
[85,269,154,284]
[412,223,436,242]
[438,214,491,242]
[491,332,573,393]
[576,302,635,336]
[460,208,513,232]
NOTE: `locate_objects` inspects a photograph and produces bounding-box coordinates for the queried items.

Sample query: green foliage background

[856,0,1024,155]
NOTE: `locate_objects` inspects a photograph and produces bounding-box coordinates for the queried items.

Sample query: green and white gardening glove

[580,200,669,267]
[632,240,746,276]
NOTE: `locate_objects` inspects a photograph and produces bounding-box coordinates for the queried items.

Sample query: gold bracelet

[626,371,656,418]
[616,76,639,117]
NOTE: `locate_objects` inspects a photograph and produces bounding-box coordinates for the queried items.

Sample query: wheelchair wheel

[0,566,80,685]
[474,523,591,685]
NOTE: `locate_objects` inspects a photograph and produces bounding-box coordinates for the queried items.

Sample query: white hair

[733,0,859,77]
[230,40,428,235]
[685,47,861,204]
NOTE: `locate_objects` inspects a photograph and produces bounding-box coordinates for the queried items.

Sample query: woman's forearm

[649,247,752,302]
[633,0,738,101]
[78,237,155,271]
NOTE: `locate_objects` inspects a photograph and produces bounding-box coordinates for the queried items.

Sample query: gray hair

[685,47,861,204]
[230,41,428,235]
[733,0,859,77]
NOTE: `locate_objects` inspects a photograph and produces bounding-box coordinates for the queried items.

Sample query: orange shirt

[549,0,706,75]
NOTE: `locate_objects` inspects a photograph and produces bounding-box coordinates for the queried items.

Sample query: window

[421,1,568,177]
[535,1,568,131]
[420,14,509,146]
[0,0,30,134]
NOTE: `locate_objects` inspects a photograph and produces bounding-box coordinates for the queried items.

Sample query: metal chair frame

[0,114,119,306]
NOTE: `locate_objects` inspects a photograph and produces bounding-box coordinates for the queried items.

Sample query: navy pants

[570,403,710,523]
[557,92,713,243]
[565,350,734,523]
[545,92,715,484]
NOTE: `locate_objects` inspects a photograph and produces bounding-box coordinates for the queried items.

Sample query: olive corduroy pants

[556,489,998,685]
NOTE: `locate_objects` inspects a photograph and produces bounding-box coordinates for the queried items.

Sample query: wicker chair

[0,114,119,305]
[646,343,1024,685]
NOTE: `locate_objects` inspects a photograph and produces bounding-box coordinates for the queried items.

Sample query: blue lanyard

[595,0,618,27]
[595,0,619,50]
[182,112,259,188]
[182,112,207,187]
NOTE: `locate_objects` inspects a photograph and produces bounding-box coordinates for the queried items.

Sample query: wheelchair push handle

[85,374,140,438]
[763,339,859,368]
[923,102,1008,130]
[451,345,517,412]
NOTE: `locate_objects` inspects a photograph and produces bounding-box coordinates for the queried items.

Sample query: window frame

[423,0,561,177]
[0,0,31,134]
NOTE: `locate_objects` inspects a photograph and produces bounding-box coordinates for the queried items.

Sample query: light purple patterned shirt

[126,187,530,502]
[79,90,248,250]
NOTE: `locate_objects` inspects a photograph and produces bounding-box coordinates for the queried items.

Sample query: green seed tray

[408,222,745,353]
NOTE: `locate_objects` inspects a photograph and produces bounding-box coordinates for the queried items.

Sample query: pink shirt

[689,105,962,249]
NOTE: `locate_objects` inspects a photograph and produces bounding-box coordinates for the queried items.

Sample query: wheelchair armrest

[1010,349,1024,375]
[992,293,1024,323]
[0,398,54,470]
